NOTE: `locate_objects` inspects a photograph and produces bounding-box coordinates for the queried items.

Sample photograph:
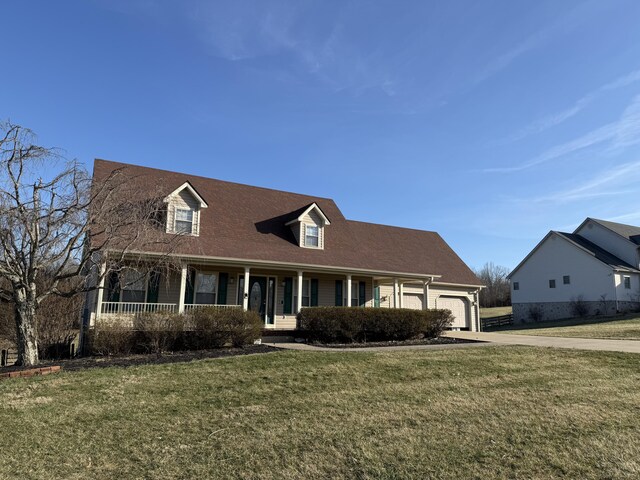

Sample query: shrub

[134,312,185,354]
[528,305,543,323]
[569,295,590,318]
[88,323,137,356]
[297,307,453,344]
[189,307,262,349]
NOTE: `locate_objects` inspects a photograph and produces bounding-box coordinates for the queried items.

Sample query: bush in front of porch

[297,307,453,344]
[87,308,262,356]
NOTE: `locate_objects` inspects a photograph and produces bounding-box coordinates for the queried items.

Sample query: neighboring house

[86,160,483,332]
[508,218,640,323]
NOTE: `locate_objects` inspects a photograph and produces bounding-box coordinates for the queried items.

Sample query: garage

[437,296,469,329]
[402,293,424,310]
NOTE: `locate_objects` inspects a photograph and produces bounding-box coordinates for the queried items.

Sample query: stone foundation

[513,301,640,324]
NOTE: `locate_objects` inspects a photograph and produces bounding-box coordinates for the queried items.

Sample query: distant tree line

[474,262,511,308]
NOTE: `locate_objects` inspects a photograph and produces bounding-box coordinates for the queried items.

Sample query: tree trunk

[14,293,39,366]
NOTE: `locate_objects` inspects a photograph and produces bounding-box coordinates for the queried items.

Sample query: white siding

[614,272,640,303]
[575,220,639,269]
[166,189,201,235]
[511,233,616,303]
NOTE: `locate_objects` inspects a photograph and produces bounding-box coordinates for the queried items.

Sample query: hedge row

[297,307,453,343]
[87,307,262,356]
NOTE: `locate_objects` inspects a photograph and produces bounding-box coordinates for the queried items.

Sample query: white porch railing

[99,302,243,316]
[184,304,242,312]
[101,302,178,315]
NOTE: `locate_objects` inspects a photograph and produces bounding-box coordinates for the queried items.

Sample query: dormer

[285,203,330,249]
[163,182,208,236]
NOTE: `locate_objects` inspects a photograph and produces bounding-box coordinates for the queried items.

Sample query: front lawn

[480,306,512,318]
[496,315,640,340]
[1,347,638,479]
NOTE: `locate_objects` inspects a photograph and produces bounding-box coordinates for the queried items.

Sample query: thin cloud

[484,95,640,173]
[505,68,640,142]
[532,160,640,204]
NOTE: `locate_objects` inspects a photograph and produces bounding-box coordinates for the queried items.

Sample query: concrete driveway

[444,331,640,354]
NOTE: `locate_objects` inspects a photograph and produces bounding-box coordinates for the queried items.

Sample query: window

[513,282,519,291]
[195,273,217,304]
[563,275,571,285]
[305,225,319,247]
[121,269,146,302]
[549,279,556,289]
[175,208,194,234]
[302,279,310,306]
[351,282,359,306]
[293,279,311,307]
[624,276,631,289]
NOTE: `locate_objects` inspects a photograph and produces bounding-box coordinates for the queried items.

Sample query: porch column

[474,290,481,332]
[399,282,404,308]
[423,280,430,310]
[296,271,303,313]
[393,278,399,308]
[242,267,250,311]
[346,274,352,307]
[94,261,107,325]
[178,263,187,314]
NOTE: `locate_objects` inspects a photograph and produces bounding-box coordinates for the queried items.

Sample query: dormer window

[305,225,319,247]
[285,202,331,250]
[175,208,194,234]
[163,181,208,236]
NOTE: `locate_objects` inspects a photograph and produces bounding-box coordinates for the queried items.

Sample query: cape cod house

[85,160,483,332]
[508,218,640,323]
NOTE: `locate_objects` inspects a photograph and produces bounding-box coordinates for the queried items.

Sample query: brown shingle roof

[93,159,482,286]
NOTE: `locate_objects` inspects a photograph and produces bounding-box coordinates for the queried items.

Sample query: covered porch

[92,259,441,330]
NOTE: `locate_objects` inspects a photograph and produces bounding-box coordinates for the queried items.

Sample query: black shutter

[311,279,319,307]
[106,271,120,302]
[335,280,343,306]
[147,271,160,304]
[218,272,228,305]
[359,281,366,307]
[283,277,293,314]
[374,286,381,308]
[185,269,196,304]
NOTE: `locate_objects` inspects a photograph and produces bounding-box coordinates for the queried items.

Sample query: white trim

[285,203,331,226]
[163,181,208,208]
[112,249,444,281]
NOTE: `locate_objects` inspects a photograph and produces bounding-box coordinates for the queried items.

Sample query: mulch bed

[313,336,478,349]
[0,344,277,374]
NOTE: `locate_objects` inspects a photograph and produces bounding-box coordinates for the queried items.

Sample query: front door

[248,276,276,325]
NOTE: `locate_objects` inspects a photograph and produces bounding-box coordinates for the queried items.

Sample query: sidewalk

[444,331,640,354]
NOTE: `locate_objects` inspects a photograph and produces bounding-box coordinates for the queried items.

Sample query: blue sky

[3,0,640,271]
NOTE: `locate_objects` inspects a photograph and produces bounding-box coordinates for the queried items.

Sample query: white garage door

[402,293,423,310]
[437,297,469,329]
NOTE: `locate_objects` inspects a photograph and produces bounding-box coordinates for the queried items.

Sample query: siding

[576,220,639,269]
[167,189,201,235]
[510,233,616,304]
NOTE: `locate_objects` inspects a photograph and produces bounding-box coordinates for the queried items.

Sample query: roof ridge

[94,158,337,202]
[347,219,438,234]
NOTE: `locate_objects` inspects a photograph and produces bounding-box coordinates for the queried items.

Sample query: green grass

[1,347,639,479]
[496,315,640,340]
[480,306,512,318]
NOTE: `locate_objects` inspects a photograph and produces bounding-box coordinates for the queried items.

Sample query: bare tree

[0,121,176,366]
[474,262,511,308]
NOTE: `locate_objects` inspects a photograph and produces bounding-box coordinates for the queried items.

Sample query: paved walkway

[263,341,492,352]
[444,331,640,354]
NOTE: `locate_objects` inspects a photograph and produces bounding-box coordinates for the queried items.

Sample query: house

[508,218,640,323]
[85,160,483,332]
